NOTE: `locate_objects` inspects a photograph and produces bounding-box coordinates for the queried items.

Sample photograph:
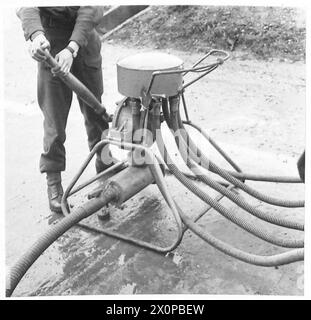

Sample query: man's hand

[52,48,74,76]
[29,33,50,62]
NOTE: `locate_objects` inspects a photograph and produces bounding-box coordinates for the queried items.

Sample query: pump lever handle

[43,49,112,123]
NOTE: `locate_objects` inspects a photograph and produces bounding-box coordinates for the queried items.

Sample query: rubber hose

[175,107,304,208]
[179,206,304,267]
[183,121,302,183]
[226,170,302,183]
[182,120,243,173]
[164,168,230,187]
[156,131,304,264]
[156,100,304,266]
[6,191,116,297]
[188,159,304,231]
[156,128,303,248]
[168,108,304,231]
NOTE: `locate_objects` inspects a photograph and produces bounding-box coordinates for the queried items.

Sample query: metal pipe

[69,161,127,196]
[182,188,230,234]
[130,98,141,141]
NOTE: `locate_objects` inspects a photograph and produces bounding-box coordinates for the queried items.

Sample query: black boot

[46,172,63,213]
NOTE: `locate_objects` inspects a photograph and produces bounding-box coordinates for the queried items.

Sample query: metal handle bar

[184,49,230,76]
[143,49,230,100]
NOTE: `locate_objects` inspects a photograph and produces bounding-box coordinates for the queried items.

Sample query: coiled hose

[188,159,304,231]
[155,130,304,264]
[6,190,116,297]
[166,105,304,231]
[173,101,304,208]
[157,129,303,248]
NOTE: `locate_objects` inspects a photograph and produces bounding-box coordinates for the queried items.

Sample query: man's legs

[37,61,73,212]
[72,54,111,173]
[78,98,112,173]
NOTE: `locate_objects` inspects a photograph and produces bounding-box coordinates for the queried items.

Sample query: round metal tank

[117,52,184,98]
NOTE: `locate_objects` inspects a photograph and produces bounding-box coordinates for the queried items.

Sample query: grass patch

[108,6,305,61]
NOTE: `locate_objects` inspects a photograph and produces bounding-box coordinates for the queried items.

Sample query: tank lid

[117,52,183,71]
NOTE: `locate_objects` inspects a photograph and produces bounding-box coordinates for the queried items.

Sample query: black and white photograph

[2,1,308,300]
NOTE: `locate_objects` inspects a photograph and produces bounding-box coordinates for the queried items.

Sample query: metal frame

[144,49,230,100]
[61,138,184,253]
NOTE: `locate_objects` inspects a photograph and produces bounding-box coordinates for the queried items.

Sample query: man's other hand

[52,49,74,76]
[29,33,50,62]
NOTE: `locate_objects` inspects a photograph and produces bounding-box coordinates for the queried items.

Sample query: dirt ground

[4,9,305,296]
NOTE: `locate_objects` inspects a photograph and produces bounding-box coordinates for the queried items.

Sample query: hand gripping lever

[43,49,112,123]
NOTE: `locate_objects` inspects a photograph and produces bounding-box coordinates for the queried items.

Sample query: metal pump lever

[43,49,112,123]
